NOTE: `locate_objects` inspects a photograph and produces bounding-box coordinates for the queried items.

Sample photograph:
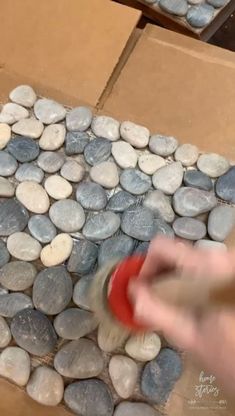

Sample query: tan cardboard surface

[102,24,235,159]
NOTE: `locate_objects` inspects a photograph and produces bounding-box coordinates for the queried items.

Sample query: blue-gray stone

[0,240,10,268]
[173,187,217,217]
[154,219,175,238]
[0,261,37,291]
[11,308,57,357]
[7,136,39,162]
[107,191,137,212]
[28,215,57,243]
[54,308,98,339]
[64,379,114,416]
[37,151,65,173]
[208,205,235,242]
[67,239,98,274]
[159,0,188,16]
[98,234,135,266]
[0,293,33,318]
[83,212,120,241]
[207,0,229,7]
[65,131,90,155]
[135,242,150,254]
[173,217,207,240]
[141,348,183,404]
[187,4,214,28]
[120,168,152,195]
[0,199,29,236]
[0,151,18,176]
[15,163,44,183]
[76,182,107,210]
[184,170,213,191]
[216,167,235,203]
[66,107,92,132]
[121,205,156,241]
[73,274,94,310]
[84,138,112,166]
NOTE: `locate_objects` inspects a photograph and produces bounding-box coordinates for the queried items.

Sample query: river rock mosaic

[0,84,234,415]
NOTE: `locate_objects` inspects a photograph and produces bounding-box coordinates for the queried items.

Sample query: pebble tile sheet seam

[0,84,234,416]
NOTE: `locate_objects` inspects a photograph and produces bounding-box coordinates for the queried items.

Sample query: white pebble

[12,118,44,139]
[91,116,120,141]
[175,143,199,166]
[0,103,29,125]
[44,175,72,200]
[125,333,161,361]
[0,347,30,386]
[39,124,66,150]
[90,162,119,188]
[195,239,227,250]
[109,355,138,398]
[138,153,166,174]
[112,141,137,168]
[34,99,66,124]
[9,85,37,108]
[120,121,149,148]
[0,123,11,149]
[197,153,230,178]
[0,177,15,197]
[27,366,64,406]
[40,233,73,267]
[0,317,11,348]
[152,162,183,195]
[16,181,50,213]
[60,160,85,182]
[7,232,42,261]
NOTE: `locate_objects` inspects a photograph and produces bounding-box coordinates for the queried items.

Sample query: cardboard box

[0,1,235,415]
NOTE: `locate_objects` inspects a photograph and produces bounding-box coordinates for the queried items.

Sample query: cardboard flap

[0,0,140,107]
[102,24,235,159]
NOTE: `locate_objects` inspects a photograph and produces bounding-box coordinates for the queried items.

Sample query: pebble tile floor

[0,84,234,415]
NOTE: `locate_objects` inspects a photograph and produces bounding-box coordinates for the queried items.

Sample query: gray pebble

[121,205,156,241]
[0,261,37,291]
[83,212,120,241]
[11,308,57,357]
[114,402,160,416]
[0,346,30,387]
[0,151,18,176]
[197,153,229,178]
[64,379,114,416]
[0,316,11,347]
[141,348,183,404]
[159,0,188,15]
[7,137,39,162]
[107,191,137,212]
[149,135,178,156]
[91,116,120,141]
[135,242,150,254]
[0,285,8,296]
[60,160,85,183]
[195,239,227,250]
[143,190,175,223]
[154,219,175,238]
[0,240,10,268]
[37,151,65,173]
[173,217,206,240]
[67,239,98,275]
[54,308,98,339]
[66,107,92,132]
[173,187,217,216]
[33,266,73,315]
[65,131,90,155]
[184,170,213,191]
[84,138,112,166]
[207,0,229,6]
[15,163,44,183]
[0,293,33,318]
[120,168,152,195]
[73,274,94,310]
[54,338,104,378]
[152,162,183,195]
[76,182,107,210]
[28,215,57,243]
[49,199,85,232]
[216,167,235,203]
[187,4,214,27]
[34,98,66,124]
[208,205,235,241]
[0,199,29,236]
[98,234,135,266]
[26,366,64,406]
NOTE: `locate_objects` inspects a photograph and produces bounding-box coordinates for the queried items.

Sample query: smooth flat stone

[0,123,11,150]
[0,199,29,236]
[135,241,150,254]
[114,402,160,416]
[107,190,136,212]
[7,232,42,261]
[0,347,30,386]
[40,233,73,267]
[76,181,107,210]
[207,0,229,6]
[125,333,161,362]
[173,217,206,240]
[49,199,85,232]
[121,205,156,241]
[15,163,44,183]
[197,153,230,178]
[120,168,151,195]
[37,151,65,173]
[66,106,92,132]
[141,348,183,404]
[67,239,98,274]
[44,175,72,200]
[216,167,235,203]
[174,144,199,166]
[73,274,94,310]
[54,338,104,378]
[83,211,120,241]
[143,190,175,223]
[184,169,213,191]
[159,0,188,15]
[27,366,64,406]
[9,85,37,107]
[90,161,119,188]
[64,380,114,416]
[98,234,134,266]
[0,151,18,176]
[11,308,57,357]
[65,131,90,155]
[16,181,50,213]
[195,239,227,250]
[39,124,66,150]
[84,138,112,166]
[7,136,39,162]
[149,135,178,156]
[153,162,183,195]
[173,187,217,216]
[0,293,33,318]
[0,240,10,267]
[138,153,166,174]
[28,215,57,243]
[112,141,137,168]
[208,205,235,242]
[61,160,85,182]
[0,103,29,124]
[0,316,11,347]
[54,308,98,339]
[92,116,120,141]
[120,121,149,148]
[154,218,174,238]
[187,4,214,27]
[34,98,66,124]
[109,355,138,399]
[0,261,37,291]
[12,118,44,139]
